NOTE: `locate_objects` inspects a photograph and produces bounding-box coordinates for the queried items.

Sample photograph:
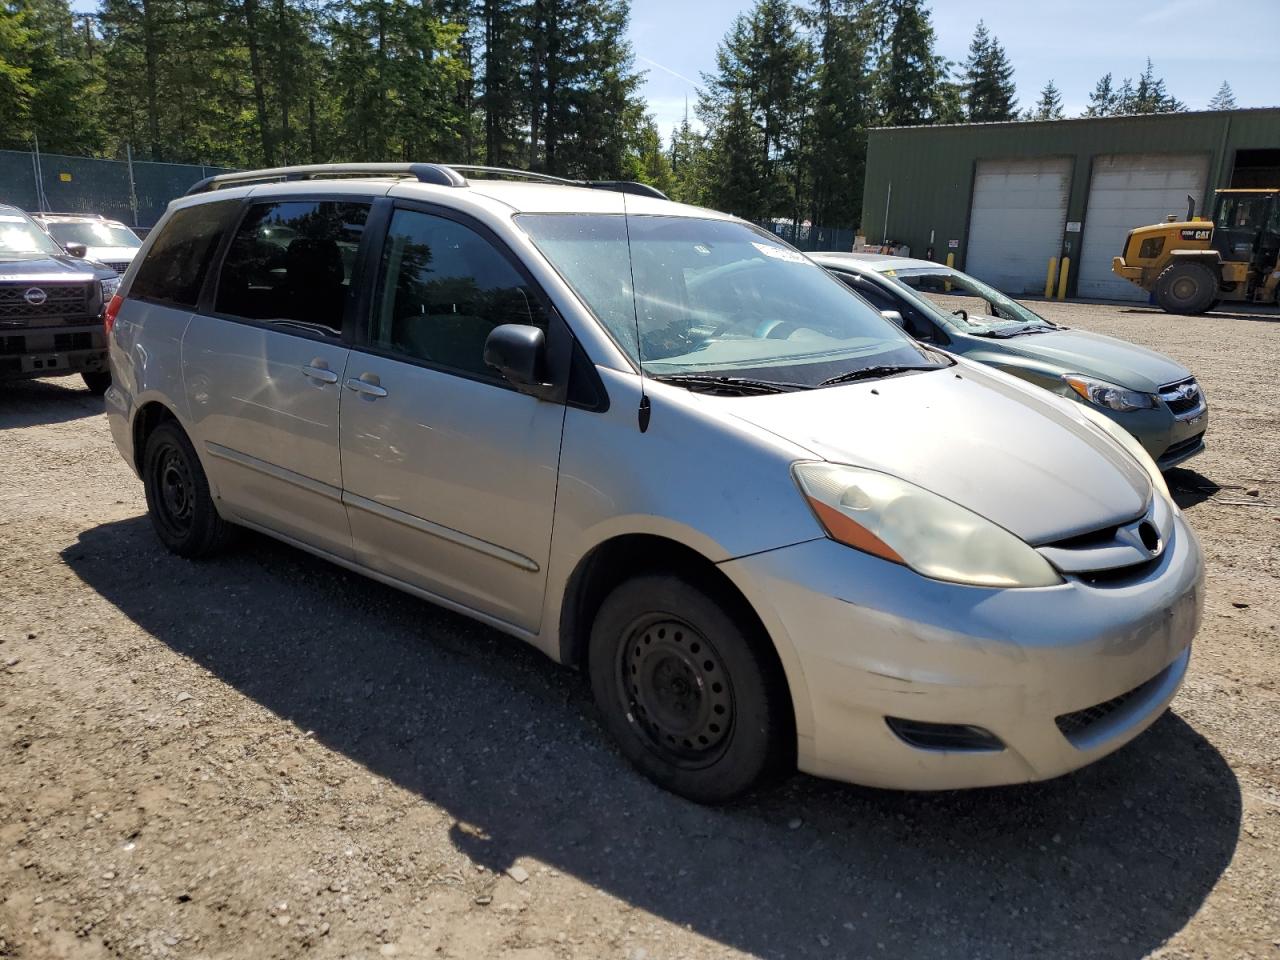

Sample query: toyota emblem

[23,287,48,306]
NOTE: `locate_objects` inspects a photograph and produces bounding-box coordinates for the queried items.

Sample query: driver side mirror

[880,310,906,329]
[64,242,88,259]
[484,323,549,395]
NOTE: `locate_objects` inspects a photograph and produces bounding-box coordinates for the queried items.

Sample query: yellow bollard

[1045,257,1058,298]
[1056,256,1070,300]
[945,252,955,291]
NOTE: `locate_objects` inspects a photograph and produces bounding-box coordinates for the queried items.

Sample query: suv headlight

[1072,403,1171,502]
[100,276,121,301]
[1062,373,1154,412]
[792,462,1063,588]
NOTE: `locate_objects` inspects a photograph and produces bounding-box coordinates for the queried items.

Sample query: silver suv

[105,164,1204,802]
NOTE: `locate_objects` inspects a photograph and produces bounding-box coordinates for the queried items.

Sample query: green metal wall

[861,108,1280,295]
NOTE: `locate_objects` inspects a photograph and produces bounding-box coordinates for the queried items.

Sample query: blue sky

[631,0,1277,136]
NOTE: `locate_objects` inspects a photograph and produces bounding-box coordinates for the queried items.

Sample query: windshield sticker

[751,241,806,263]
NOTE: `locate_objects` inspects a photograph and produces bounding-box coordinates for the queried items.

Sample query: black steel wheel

[142,420,234,558]
[589,573,791,803]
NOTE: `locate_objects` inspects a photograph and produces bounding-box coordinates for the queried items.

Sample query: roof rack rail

[185,162,468,195]
[450,165,668,200]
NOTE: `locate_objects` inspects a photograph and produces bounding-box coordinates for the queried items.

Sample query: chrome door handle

[345,376,388,398]
[302,363,339,383]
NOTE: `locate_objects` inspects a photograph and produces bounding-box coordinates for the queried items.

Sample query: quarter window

[129,201,238,308]
[214,200,370,337]
[370,209,546,377]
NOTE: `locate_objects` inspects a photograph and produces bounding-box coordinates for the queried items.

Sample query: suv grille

[105,261,131,274]
[0,282,92,327]
[1159,377,1205,419]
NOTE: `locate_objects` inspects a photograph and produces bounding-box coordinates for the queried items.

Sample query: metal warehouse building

[860,108,1280,300]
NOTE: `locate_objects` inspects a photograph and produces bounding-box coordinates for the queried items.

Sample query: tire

[588,573,791,803]
[1154,261,1217,315]
[141,420,234,558]
[82,371,111,395]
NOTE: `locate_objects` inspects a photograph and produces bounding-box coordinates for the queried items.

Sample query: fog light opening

[885,717,1005,753]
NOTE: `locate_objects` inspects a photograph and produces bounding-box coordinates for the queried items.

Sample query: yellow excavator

[1112,188,1280,314]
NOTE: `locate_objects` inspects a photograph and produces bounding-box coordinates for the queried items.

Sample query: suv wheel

[142,420,234,558]
[588,573,790,803]
[82,371,111,395]
[1155,261,1217,315]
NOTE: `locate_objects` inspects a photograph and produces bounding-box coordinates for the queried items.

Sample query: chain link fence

[753,219,855,253]
[0,149,237,229]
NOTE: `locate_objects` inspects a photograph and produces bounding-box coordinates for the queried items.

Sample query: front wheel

[588,573,791,803]
[1154,261,1217,315]
[142,420,235,558]
[82,371,111,395]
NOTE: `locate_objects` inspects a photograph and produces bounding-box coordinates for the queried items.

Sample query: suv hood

[970,325,1191,391]
[0,254,115,282]
[721,361,1151,545]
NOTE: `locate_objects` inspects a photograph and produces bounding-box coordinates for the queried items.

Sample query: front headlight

[1062,373,1155,412]
[100,276,121,301]
[792,462,1063,588]
[1072,403,1171,501]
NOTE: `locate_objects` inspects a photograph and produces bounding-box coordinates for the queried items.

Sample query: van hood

[720,361,1151,545]
[971,326,1191,392]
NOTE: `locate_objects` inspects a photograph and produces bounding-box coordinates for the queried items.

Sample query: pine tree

[1115,75,1136,114]
[1131,58,1184,114]
[1084,72,1117,117]
[1207,80,1236,111]
[703,90,769,220]
[876,0,948,126]
[964,20,1016,121]
[1027,79,1063,121]
[479,0,524,166]
[667,109,708,206]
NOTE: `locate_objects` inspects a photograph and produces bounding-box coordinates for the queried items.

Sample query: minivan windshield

[46,220,142,249]
[518,214,946,388]
[0,213,64,260]
[886,266,1058,336]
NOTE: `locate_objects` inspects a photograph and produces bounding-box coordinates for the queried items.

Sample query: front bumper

[0,323,107,382]
[1111,256,1143,284]
[720,510,1204,790]
[1101,402,1207,472]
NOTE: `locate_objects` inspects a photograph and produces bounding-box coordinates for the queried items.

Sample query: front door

[183,197,372,559]
[339,205,566,633]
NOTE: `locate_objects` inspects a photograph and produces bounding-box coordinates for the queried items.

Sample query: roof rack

[185,162,668,200]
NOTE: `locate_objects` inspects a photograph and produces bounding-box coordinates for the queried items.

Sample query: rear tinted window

[129,202,238,308]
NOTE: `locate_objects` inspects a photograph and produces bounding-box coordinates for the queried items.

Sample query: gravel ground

[1,300,1278,960]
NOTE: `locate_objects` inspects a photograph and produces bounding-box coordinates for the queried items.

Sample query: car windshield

[517,214,944,387]
[886,266,1055,334]
[46,220,142,249]
[0,213,64,259]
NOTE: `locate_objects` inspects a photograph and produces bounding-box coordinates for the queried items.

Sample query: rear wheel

[588,573,790,803]
[142,420,234,558]
[82,371,111,395]
[1154,261,1217,315]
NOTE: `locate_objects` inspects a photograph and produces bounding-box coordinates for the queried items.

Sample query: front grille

[1054,666,1168,742]
[0,282,92,327]
[105,261,131,274]
[1159,377,1204,418]
[1161,432,1205,461]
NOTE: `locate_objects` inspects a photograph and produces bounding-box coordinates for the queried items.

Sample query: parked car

[105,164,1203,802]
[0,203,119,393]
[31,212,143,275]
[811,253,1208,471]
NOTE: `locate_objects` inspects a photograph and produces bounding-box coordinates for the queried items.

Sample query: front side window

[1216,196,1262,230]
[518,214,940,387]
[0,211,65,260]
[47,221,142,249]
[214,200,370,337]
[888,267,1056,337]
[129,201,239,308]
[370,209,546,378]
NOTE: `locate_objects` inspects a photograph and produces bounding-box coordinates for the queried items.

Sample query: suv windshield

[518,214,944,387]
[46,220,142,249]
[886,266,1056,335]
[0,213,64,260]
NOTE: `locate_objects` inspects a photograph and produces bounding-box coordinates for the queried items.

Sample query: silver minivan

[105,164,1204,802]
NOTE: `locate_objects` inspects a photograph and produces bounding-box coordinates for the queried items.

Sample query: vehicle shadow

[0,375,102,428]
[1119,306,1280,323]
[64,517,1241,960]
[1166,467,1221,510]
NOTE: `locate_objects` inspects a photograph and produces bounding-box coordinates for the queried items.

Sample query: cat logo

[1179,228,1212,242]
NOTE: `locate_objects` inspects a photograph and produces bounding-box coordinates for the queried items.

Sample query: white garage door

[1077,153,1210,301]
[966,157,1072,295]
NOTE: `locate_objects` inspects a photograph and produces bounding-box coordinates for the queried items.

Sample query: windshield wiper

[652,374,807,395]
[969,324,1054,339]
[819,364,939,387]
